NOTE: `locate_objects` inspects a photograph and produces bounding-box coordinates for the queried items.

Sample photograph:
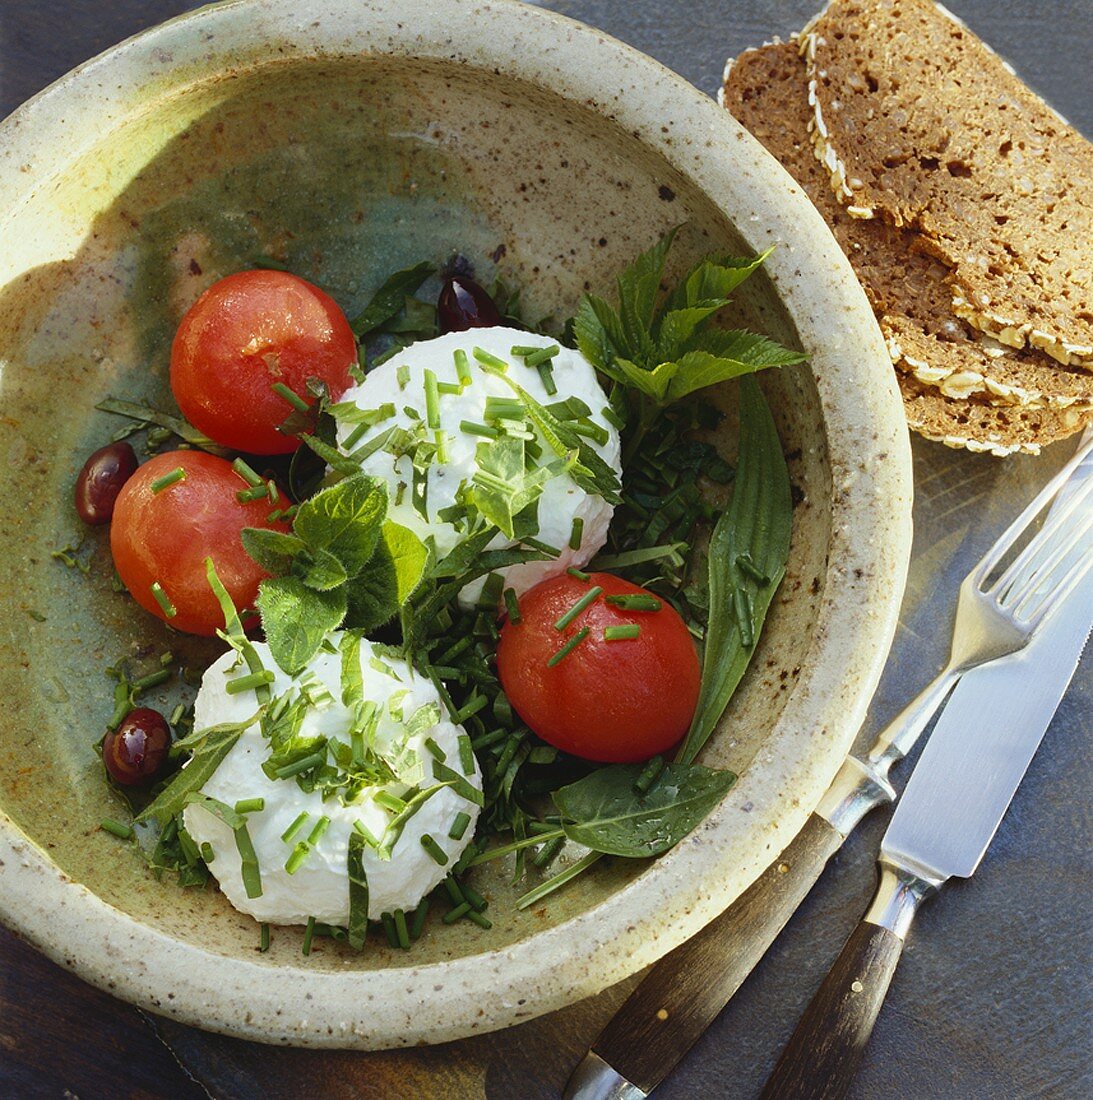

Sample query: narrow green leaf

[256,576,347,675]
[676,378,792,763]
[347,832,370,949]
[348,261,434,337]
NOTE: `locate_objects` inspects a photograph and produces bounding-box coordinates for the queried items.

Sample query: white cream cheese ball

[335,327,621,604]
[181,635,481,926]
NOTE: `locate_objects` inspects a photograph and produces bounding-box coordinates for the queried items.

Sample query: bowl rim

[0,0,913,1048]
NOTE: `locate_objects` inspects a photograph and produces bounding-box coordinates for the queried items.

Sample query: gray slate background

[1,2,1091,1098]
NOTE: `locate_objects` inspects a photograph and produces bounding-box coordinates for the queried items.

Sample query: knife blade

[760,471,1093,1100]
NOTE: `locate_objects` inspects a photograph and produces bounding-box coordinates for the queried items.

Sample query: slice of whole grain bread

[721,41,1093,422]
[803,0,1093,368]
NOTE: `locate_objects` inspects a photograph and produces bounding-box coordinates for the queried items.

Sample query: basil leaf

[349,261,434,338]
[241,528,306,575]
[676,377,792,763]
[136,718,257,824]
[553,761,737,857]
[344,521,430,633]
[293,472,387,578]
[256,576,347,675]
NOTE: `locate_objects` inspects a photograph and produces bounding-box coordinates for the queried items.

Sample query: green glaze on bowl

[0,0,912,1048]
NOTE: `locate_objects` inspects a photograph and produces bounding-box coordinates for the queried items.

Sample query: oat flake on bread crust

[721,41,1093,429]
[802,0,1093,368]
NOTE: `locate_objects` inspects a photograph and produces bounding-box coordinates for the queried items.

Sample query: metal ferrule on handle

[863,859,945,940]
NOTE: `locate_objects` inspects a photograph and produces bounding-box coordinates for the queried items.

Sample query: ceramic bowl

[0,0,912,1048]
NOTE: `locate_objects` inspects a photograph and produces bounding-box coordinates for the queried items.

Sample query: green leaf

[256,576,347,675]
[293,472,388,578]
[295,547,349,591]
[553,761,737,857]
[654,303,726,362]
[345,521,431,633]
[664,334,805,403]
[348,261,434,337]
[676,377,792,763]
[572,296,617,374]
[347,832,370,949]
[615,226,678,358]
[661,250,771,316]
[469,436,564,539]
[613,357,678,402]
[136,716,258,824]
[241,528,306,575]
[95,397,232,458]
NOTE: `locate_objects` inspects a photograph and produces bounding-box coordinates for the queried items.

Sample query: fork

[864,434,1093,780]
[564,431,1093,1100]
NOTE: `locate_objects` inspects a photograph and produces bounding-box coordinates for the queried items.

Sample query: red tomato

[110,450,290,636]
[171,270,357,454]
[496,572,701,763]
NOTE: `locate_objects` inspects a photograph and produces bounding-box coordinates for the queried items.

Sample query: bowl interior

[0,52,830,967]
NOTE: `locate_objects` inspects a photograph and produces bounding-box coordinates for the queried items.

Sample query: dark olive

[437,275,502,333]
[103,707,171,786]
[75,441,138,525]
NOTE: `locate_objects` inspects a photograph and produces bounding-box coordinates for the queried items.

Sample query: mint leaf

[256,576,347,674]
[241,528,306,575]
[345,521,430,633]
[293,472,387,578]
[553,761,737,857]
[295,547,349,591]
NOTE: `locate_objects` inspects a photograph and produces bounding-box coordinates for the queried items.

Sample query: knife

[759,500,1093,1098]
[565,434,1093,1100]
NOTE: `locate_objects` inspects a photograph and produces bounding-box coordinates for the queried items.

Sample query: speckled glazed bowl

[0,0,912,1048]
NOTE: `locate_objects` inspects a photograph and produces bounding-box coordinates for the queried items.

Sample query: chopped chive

[100,818,132,840]
[259,923,270,952]
[466,909,493,930]
[225,669,276,695]
[510,344,544,357]
[281,811,309,843]
[270,382,309,412]
[516,851,604,910]
[522,537,562,557]
[266,480,279,504]
[232,458,263,487]
[236,483,271,503]
[150,582,177,619]
[569,517,584,550]
[460,420,500,439]
[353,819,383,848]
[424,737,446,761]
[604,624,641,641]
[537,363,557,395]
[159,650,174,666]
[567,567,591,582]
[274,750,327,779]
[132,668,170,692]
[573,418,610,446]
[150,467,185,493]
[454,348,472,386]
[633,755,666,795]
[450,693,489,725]
[503,588,522,624]
[443,901,471,924]
[343,421,370,449]
[424,368,441,429]
[473,346,509,371]
[554,585,603,631]
[435,429,450,464]
[285,842,311,874]
[457,734,475,774]
[306,815,331,846]
[397,363,411,390]
[236,823,263,898]
[602,405,625,430]
[444,876,467,906]
[348,425,398,463]
[393,908,410,949]
[420,834,449,866]
[379,912,399,948]
[460,883,488,913]
[605,594,663,612]
[736,552,771,585]
[169,703,185,726]
[409,898,430,940]
[449,812,472,840]
[302,916,316,956]
[532,834,566,870]
[374,790,408,814]
[548,626,590,667]
[484,396,524,421]
[437,381,462,395]
[734,586,754,648]
[234,798,265,815]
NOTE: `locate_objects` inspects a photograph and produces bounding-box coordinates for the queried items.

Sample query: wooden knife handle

[589,812,844,1095]
[759,919,904,1100]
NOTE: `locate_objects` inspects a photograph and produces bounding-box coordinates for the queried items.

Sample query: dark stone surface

[1,2,1090,1098]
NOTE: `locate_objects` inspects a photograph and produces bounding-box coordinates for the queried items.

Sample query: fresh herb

[150,467,186,493]
[677,377,791,763]
[349,261,434,338]
[547,626,590,667]
[603,624,640,641]
[95,397,232,457]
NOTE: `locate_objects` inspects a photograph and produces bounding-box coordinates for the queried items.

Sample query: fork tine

[1005,502,1093,616]
[1012,536,1093,625]
[973,435,1093,586]
[991,473,1093,602]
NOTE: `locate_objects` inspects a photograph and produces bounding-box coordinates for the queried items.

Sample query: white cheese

[335,327,621,605]
[181,636,481,927]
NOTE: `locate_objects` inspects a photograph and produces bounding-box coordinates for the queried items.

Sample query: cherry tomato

[496,572,701,763]
[171,270,357,454]
[110,450,290,636]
